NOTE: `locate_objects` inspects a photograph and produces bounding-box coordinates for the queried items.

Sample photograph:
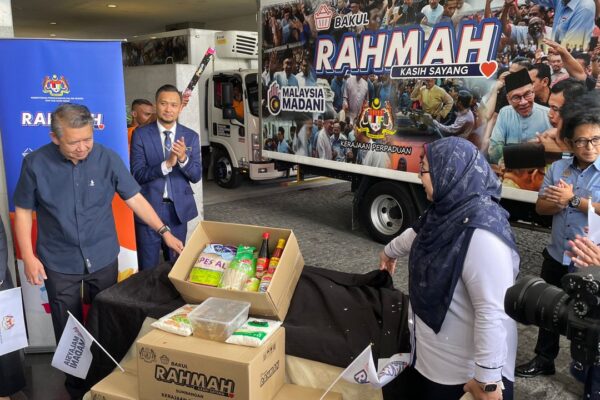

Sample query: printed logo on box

[314,4,334,31]
[42,74,70,97]
[154,364,236,398]
[260,360,280,387]
[139,347,156,363]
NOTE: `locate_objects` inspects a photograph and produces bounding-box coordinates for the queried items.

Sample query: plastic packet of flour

[225,318,282,347]
[151,304,198,336]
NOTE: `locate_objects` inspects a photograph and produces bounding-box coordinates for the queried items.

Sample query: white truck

[254,0,557,243]
[123,29,286,193]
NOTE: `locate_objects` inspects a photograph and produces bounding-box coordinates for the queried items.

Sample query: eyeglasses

[571,136,600,148]
[419,161,430,176]
[509,90,535,103]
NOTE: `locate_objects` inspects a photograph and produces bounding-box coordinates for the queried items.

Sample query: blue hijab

[409,137,517,334]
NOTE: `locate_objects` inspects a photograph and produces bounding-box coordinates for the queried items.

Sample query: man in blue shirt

[516,91,600,379]
[331,75,345,113]
[276,127,290,153]
[489,68,552,164]
[13,103,183,399]
[532,0,595,49]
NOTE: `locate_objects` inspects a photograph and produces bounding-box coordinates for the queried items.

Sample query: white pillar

[0,0,16,285]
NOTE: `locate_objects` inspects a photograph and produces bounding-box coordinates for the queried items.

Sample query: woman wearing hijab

[0,217,26,400]
[380,137,519,400]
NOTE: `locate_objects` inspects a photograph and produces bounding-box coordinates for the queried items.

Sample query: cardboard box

[169,220,304,320]
[90,371,138,400]
[274,383,343,399]
[136,326,286,400]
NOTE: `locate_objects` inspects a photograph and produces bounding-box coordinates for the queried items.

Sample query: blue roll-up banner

[0,39,138,349]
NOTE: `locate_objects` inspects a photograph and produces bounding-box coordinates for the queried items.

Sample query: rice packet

[225,318,282,347]
[188,244,237,286]
[151,304,197,336]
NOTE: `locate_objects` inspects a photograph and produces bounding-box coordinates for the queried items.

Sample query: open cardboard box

[169,220,304,320]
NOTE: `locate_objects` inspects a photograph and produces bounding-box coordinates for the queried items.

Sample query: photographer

[516,90,600,379]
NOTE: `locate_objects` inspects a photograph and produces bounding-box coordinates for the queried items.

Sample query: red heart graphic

[480,61,498,79]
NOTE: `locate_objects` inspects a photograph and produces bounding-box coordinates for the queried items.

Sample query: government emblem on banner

[357,98,396,140]
[42,74,70,97]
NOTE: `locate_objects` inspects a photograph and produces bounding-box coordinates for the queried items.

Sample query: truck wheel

[213,149,241,188]
[360,182,417,244]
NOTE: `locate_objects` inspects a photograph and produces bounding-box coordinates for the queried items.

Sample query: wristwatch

[569,195,581,208]
[479,382,499,392]
[157,225,171,236]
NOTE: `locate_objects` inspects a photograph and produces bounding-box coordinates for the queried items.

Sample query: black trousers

[44,260,118,399]
[534,249,569,362]
[402,367,514,400]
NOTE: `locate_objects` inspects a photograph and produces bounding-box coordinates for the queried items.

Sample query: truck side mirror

[221,82,235,119]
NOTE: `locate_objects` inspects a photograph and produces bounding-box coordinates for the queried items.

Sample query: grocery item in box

[188,244,237,286]
[226,318,282,347]
[151,304,197,336]
[188,297,250,341]
[219,245,256,290]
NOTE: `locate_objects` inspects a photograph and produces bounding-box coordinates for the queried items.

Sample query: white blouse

[384,228,519,384]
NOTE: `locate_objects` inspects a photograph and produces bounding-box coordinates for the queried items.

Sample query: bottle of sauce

[267,238,286,274]
[259,273,273,293]
[255,232,270,279]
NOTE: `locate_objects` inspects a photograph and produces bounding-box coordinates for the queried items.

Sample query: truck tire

[360,182,418,244]
[213,148,242,188]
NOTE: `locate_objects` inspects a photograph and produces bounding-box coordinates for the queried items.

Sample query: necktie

[164,131,173,200]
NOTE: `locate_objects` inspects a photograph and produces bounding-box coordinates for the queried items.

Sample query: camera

[505,268,600,366]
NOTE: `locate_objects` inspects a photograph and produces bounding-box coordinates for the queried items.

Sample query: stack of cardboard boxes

[91,221,342,400]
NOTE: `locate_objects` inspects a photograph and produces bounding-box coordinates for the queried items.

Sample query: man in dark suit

[130,84,202,270]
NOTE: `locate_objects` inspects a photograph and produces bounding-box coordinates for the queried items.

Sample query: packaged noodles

[151,304,197,336]
[225,318,282,347]
[219,246,256,290]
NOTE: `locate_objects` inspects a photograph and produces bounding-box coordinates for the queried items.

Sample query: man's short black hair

[573,51,591,67]
[155,84,182,102]
[457,89,473,108]
[278,126,285,134]
[131,98,153,108]
[528,63,551,87]
[560,91,600,140]
[550,78,586,100]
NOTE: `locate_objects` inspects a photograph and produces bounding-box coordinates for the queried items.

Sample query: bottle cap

[262,232,270,239]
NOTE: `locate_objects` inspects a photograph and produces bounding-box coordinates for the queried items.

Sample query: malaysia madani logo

[42,74,70,97]
[267,81,282,115]
[267,81,325,116]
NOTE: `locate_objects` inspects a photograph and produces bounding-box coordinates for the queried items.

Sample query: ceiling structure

[11,0,259,39]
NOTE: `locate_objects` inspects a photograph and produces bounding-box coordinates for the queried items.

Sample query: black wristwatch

[157,225,171,236]
[480,382,498,392]
[569,195,581,208]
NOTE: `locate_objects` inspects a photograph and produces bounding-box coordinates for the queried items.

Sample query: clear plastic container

[188,297,251,341]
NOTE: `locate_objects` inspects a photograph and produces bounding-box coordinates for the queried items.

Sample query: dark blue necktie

[164,131,173,200]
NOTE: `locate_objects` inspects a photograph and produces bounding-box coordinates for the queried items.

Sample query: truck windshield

[245,73,259,118]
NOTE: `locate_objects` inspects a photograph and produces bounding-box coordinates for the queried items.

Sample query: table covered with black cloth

[83,262,411,399]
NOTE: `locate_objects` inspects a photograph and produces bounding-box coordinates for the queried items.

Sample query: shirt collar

[569,155,600,171]
[157,121,176,136]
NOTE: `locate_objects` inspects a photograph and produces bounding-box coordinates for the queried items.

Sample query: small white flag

[320,345,410,399]
[0,287,28,356]
[51,313,94,379]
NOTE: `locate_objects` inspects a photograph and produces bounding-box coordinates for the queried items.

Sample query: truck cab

[207,70,286,188]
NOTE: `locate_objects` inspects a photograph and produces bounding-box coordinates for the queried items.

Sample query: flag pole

[67,311,125,373]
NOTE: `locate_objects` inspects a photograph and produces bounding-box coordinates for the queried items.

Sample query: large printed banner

[261,0,597,201]
[0,39,137,349]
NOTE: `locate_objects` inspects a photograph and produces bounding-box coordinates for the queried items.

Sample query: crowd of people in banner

[262,0,600,182]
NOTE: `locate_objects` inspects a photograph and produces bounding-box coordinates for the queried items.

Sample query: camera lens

[505,276,570,336]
